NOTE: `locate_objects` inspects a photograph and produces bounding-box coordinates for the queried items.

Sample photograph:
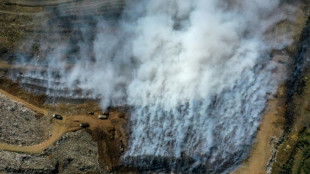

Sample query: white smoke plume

[12,0,294,173]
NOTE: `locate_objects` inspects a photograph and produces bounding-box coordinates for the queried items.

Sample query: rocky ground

[0,1,126,173]
[0,93,102,173]
[0,131,102,174]
[0,93,51,146]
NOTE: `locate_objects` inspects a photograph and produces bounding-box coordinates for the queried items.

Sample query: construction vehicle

[80,123,89,128]
[98,112,109,119]
[53,114,63,120]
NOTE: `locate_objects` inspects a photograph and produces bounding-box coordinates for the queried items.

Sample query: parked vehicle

[80,123,89,128]
[88,111,94,115]
[98,112,109,119]
[52,114,63,120]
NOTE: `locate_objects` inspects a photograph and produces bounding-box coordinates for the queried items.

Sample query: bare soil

[0,90,102,173]
[231,86,286,174]
[0,79,129,173]
[231,2,309,173]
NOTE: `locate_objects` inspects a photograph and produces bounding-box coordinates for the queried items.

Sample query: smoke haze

[12,0,295,172]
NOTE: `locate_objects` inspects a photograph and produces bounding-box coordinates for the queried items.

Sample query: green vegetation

[291,130,310,174]
[272,16,310,174]
[272,76,310,174]
[271,128,310,174]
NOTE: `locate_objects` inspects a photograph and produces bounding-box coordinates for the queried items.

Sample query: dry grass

[0,2,41,56]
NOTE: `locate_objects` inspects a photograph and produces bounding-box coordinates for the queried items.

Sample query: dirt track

[0,88,127,168]
[231,86,286,174]
[0,114,121,154]
[0,89,48,116]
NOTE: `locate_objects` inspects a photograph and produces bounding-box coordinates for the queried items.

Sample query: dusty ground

[231,86,286,174]
[0,92,102,173]
[0,131,101,174]
[0,79,129,173]
[232,2,309,174]
[0,1,128,173]
[1,0,309,174]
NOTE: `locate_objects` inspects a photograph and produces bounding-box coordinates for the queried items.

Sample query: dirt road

[231,86,286,174]
[0,89,48,116]
[0,89,126,161]
[0,113,120,153]
[0,123,67,153]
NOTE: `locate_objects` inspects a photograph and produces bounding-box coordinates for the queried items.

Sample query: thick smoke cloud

[13,0,294,173]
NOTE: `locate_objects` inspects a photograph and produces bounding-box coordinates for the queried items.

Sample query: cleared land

[0,88,127,169]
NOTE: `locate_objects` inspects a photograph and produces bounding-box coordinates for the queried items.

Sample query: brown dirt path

[0,88,126,162]
[0,112,124,154]
[0,89,48,116]
[0,114,111,153]
[231,86,286,174]
[0,124,67,153]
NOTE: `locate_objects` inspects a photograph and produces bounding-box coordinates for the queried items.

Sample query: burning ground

[1,0,310,174]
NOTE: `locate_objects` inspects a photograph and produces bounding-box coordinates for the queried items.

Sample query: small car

[53,114,63,120]
[98,114,108,120]
[80,123,89,128]
[88,111,94,115]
